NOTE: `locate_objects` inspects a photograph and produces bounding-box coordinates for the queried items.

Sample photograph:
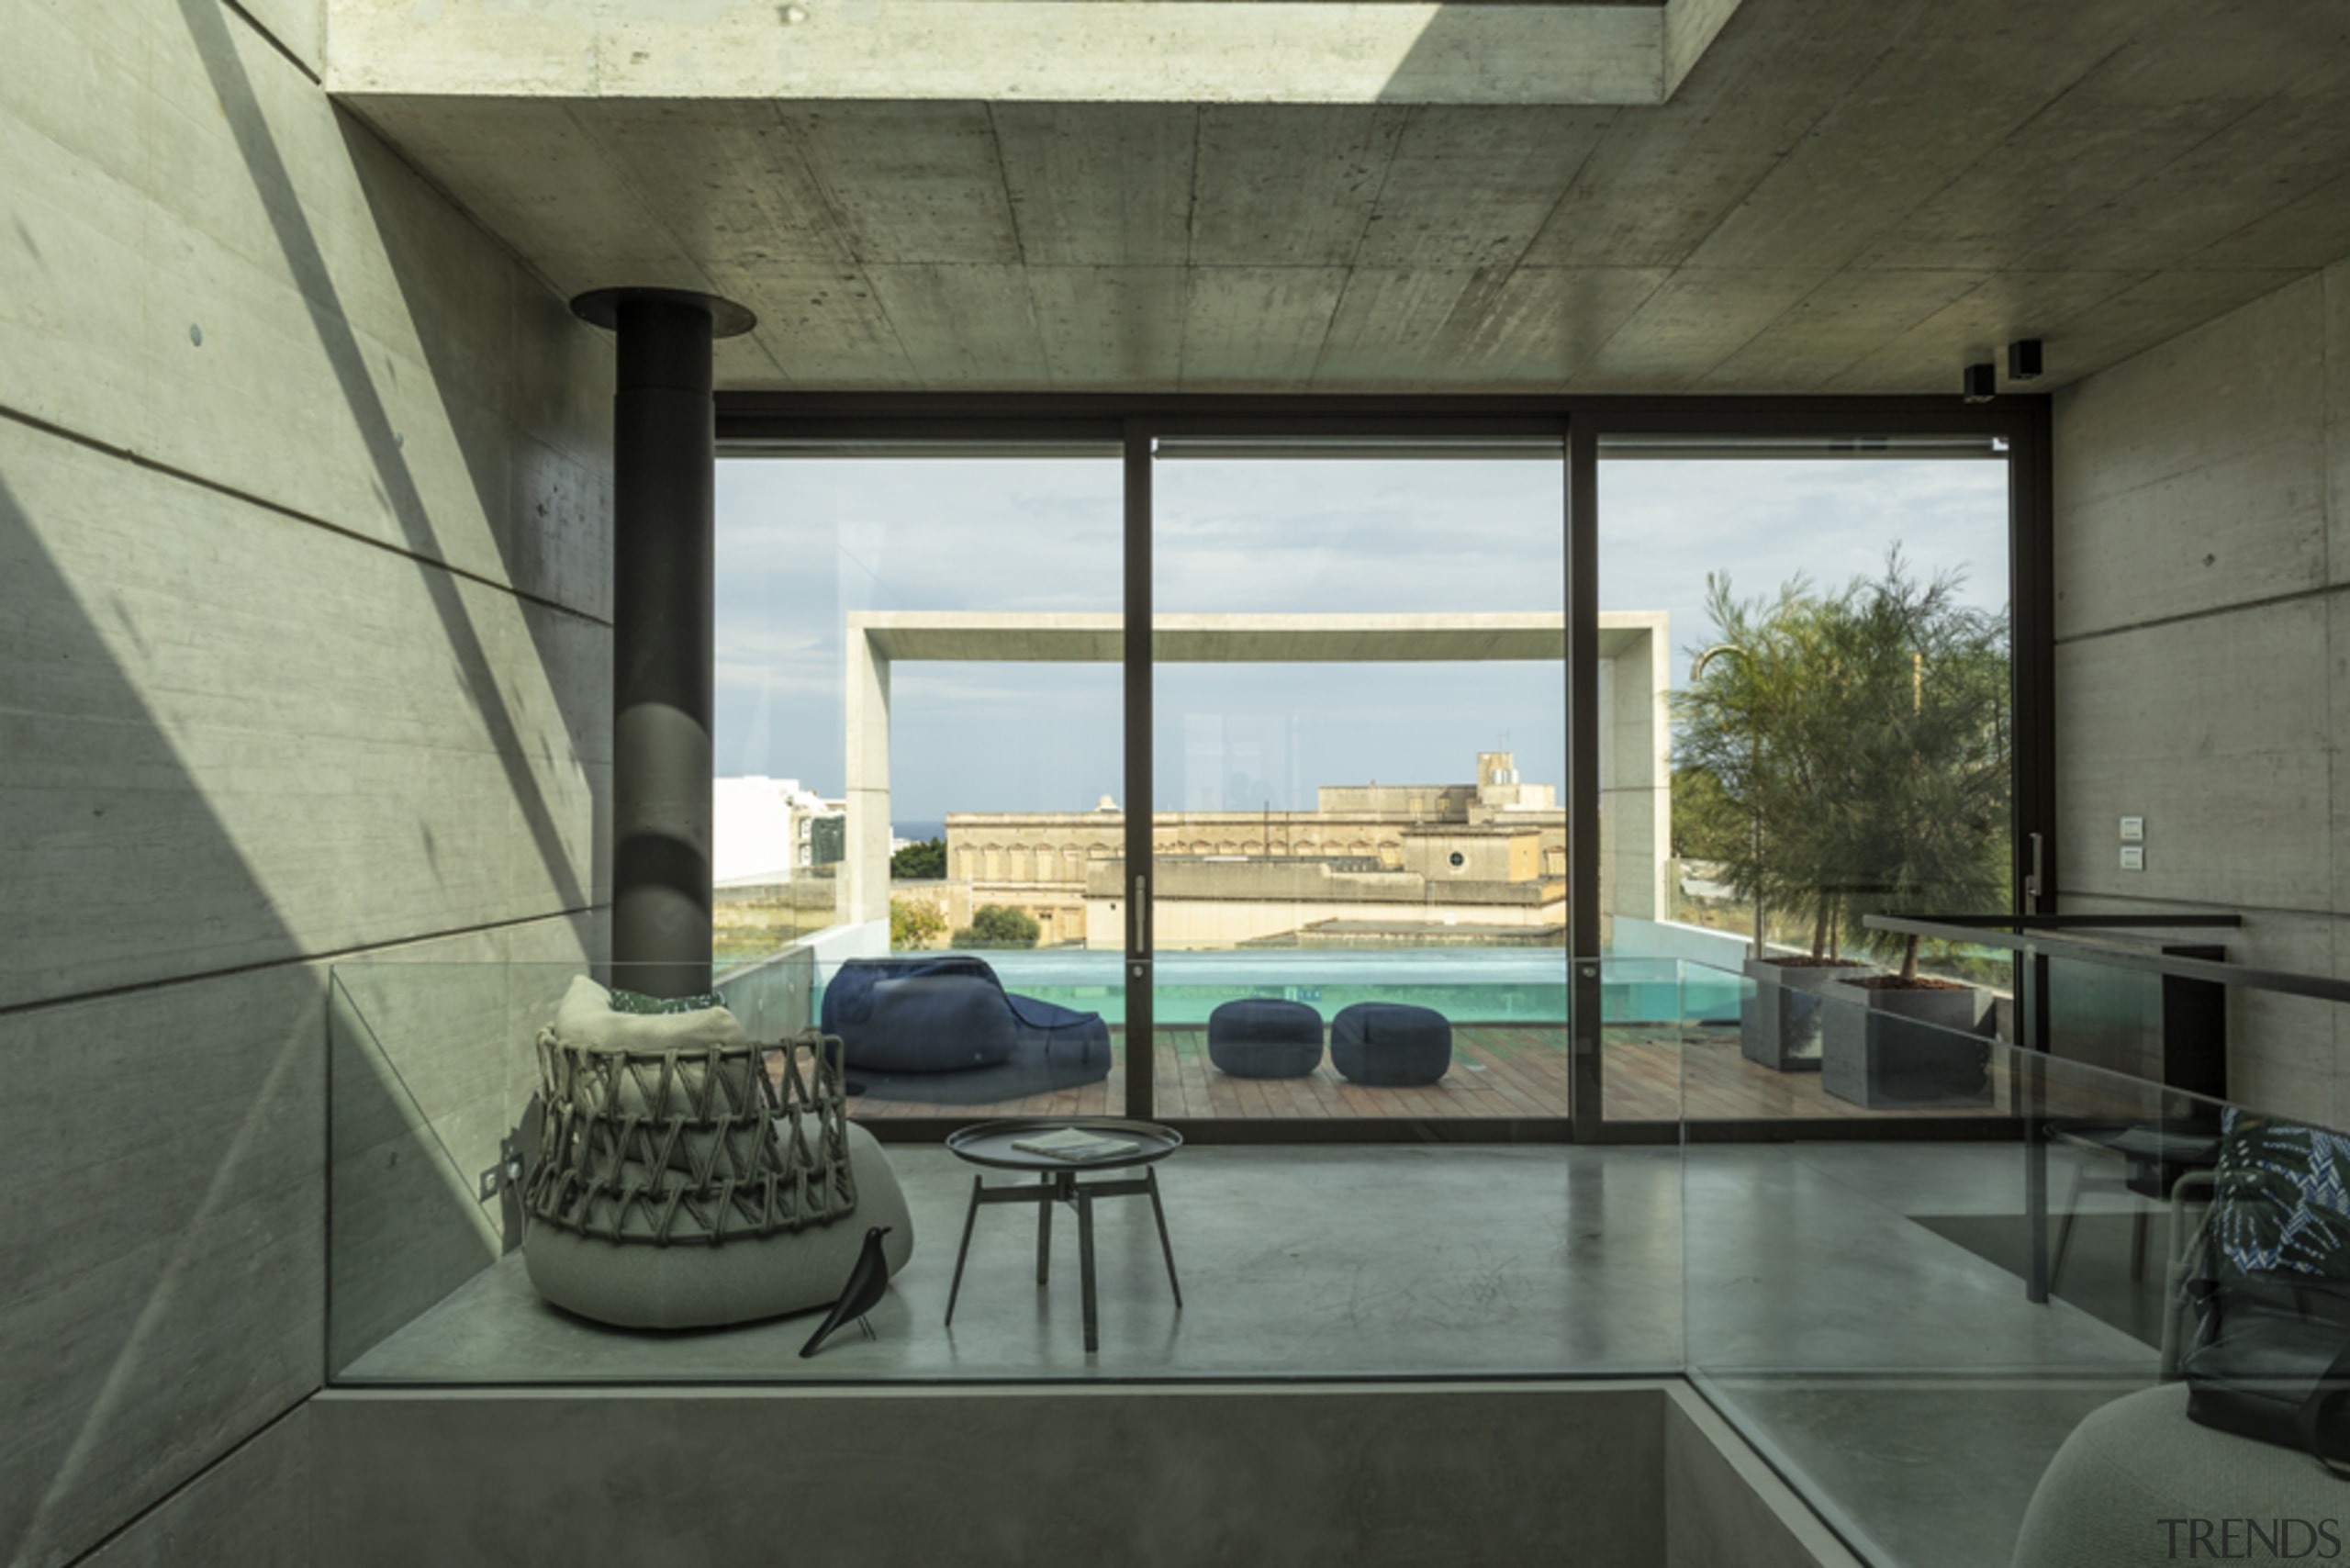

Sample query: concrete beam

[854,610,1583,664]
[843,610,1662,929]
[1601,610,1672,922]
[328,0,1741,107]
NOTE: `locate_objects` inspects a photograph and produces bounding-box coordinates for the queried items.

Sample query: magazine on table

[1012,1126,1139,1161]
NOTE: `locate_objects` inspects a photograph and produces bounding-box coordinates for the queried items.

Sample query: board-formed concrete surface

[308,1380,1874,1568]
[1,2,613,1562]
[326,0,2350,394]
[312,1383,1673,1567]
[2051,257,2350,1124]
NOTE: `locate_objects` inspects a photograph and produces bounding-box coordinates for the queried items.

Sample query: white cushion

[552,974,747,1054]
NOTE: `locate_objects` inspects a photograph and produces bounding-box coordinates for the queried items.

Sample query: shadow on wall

[327,964,557,1378]
[162,0,617,1394]
[0,415,577,1568]
[338,103,617,811]
[0,5,613,1562]
[174,0,607,919]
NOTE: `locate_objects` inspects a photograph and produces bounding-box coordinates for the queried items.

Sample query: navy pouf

[1207,999,1325,1080]
[1330,1002,1452,1087]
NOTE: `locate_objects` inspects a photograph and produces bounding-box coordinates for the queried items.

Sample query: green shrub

[1677,550,2009,972]
[890,895,948,950]
[890,836,946,879]
[952,903,1039,949]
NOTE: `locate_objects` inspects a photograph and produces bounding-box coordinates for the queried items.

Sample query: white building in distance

[712,777,845,887]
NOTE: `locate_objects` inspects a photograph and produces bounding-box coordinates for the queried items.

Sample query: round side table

[942,1117,1183,1353]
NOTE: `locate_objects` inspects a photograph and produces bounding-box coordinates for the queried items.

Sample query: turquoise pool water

[809,950,1740,1027]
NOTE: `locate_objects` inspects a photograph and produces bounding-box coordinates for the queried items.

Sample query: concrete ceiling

[331,0,2350,395]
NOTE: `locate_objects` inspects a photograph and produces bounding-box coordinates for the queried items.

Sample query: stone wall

[2051,261,2349,1118]
[0,2,611,1560]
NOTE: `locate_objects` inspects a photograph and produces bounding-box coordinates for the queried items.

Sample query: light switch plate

[2121,846,2145,871]
[2120,816,2144,842]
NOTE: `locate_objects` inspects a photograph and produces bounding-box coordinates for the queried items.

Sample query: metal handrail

[1863,912,2350,1007]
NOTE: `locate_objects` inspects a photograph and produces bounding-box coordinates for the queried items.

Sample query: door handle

[1131,871,1149,958]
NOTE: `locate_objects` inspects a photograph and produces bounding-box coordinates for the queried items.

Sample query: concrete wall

[2051,261,2349,1119]
[0,0,612,1560]
[327,931,606,1379]
[1662,1386,1864,1568]
[322,1383,1648,1563]
[306,1382,1854,1567]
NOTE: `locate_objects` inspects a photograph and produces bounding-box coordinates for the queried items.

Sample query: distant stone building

[945,753,1569,949]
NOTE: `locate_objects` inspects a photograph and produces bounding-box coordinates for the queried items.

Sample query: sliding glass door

[1142,434,1570,1126]
[712,452,1128,1123]
[1593,432,2020,1129]
[713,395,2047,1139]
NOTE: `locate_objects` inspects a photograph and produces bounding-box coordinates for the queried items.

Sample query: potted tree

[1678,577,1873,1070]
[1814,555,2011,1108]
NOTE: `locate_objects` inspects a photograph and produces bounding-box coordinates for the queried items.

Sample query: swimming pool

[806,948,1740,1026]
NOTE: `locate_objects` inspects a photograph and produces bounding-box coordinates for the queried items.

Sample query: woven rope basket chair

[518,977,912,1328]
[525,1027,857,1245]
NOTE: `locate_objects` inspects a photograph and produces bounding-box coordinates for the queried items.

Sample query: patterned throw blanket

[2210,1107,2350,1281]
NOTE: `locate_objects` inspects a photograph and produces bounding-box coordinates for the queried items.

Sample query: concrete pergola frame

[843,610,1670,930]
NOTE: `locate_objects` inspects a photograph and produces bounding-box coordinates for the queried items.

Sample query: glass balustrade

[326,947,2329,1568]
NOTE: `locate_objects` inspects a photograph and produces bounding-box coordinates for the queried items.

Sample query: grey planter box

[1819,978,1995,1108]
[1740,958,1872,1072]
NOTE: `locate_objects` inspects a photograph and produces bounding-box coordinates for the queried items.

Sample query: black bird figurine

[800,1226,894,1358]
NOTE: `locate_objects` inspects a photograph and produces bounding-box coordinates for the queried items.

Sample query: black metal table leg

[1077,1184,1099,1353]
[944,1174,982,1326]
[941,1126,1182,1350]
[1146,1165,1182,1308]
[1037,1172,1055,1283]
[2022,950,2052,1305]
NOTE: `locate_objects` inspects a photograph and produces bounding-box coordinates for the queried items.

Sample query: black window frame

[717,392,2054,1146]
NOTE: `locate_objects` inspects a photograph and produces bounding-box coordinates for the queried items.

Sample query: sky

[713,454,2009,826]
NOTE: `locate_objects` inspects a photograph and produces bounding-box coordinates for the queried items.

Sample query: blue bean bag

[1330,1002,1452,1087]
[819,957,1112,1103]
[1208,999,1324,1080]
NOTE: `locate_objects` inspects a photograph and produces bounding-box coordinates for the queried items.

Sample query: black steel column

[1568,420,1605,1140]
[1123,421,1155,1122]
[572,287,756,1000]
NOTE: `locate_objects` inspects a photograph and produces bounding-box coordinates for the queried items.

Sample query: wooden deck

[840,1025,2010,1126]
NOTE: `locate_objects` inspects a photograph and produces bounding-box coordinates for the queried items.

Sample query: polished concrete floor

[1680,1142,2160,1568]
[350,1144,1689,1380]
[344,1139,2165,1568]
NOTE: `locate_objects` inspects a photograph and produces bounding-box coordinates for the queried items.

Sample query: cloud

[1598,458,2009,689]
[713,454,2007,815]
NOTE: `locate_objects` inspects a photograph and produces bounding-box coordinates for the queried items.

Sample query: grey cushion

[1330,1002,1452,1087]
[524,1121,912,1330]
[2012,1383,2347,1566]
[1208,999,1324,1080]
